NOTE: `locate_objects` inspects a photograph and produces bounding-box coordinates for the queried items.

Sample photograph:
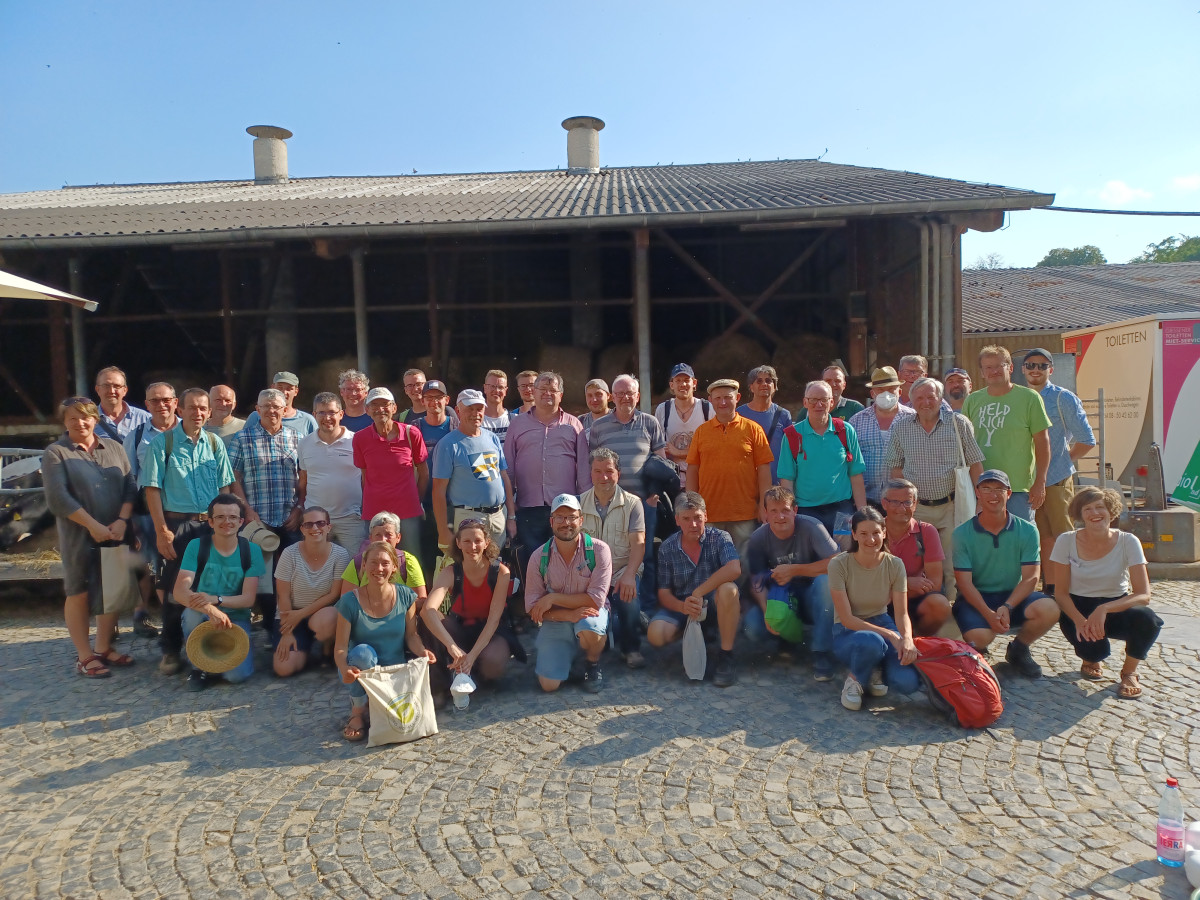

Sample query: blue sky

[2,1,1197,267]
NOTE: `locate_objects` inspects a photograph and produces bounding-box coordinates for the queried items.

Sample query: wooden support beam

[47,302,69,407]
[0,358,46,420]
[219,251,236,384]
[654,229,779,347]
[633,228,652,412]
[68,257,87,395]
[351,248,369,375]
[715,230,832,343]
[426,246,440,374]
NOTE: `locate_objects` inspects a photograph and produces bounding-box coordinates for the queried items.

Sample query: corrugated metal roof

[0,159,1051,248]
[962,262,1200,334]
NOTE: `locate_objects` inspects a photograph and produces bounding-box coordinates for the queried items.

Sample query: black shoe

[133,614,160,639]
[582,662,604,693]
[713,653,737,687]
[186,670,213,692]
[1005,640,1043,678]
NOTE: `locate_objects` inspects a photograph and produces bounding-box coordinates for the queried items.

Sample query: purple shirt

[503,408,591,508]
[524,533,612,612]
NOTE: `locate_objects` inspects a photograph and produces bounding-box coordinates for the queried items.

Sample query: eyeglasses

[147,397,176,405]
[314,410,342,418]
[881,498,915,508]
[551,514,581,523]
[977,486,1009,495]
[301,520,329,529]
[804,397,831,405]
[1023,362,1050,371]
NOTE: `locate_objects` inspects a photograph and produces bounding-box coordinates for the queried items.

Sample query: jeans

[160,517,212,657]
[639,500,658,613]
[515,506,553,572]
[182,607,254,683]
[1006,491,1034,523]
[1058,594,1163,662]
[796,498,855,537]
[609,578,642,654]
[762,575,834,651]
[831,613,920,694]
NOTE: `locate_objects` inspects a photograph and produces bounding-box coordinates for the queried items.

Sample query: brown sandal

[76,655,112,678]
[1080,661,1104,680]
[1118,673,1142,699]
[343,712,368,742]
[97,648,135,667]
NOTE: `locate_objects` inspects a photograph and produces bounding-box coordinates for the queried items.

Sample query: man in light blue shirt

[1021,348,1096,586]
[243,371,317,436]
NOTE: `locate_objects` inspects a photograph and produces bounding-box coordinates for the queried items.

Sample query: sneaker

[133,614,160,639]
[582,663,604,693]
[158,653,182,676]
[624,650,646,670]
[867,668,889,697]
[186,670,213,692]
[713,653,737,687]
[812,652,834,682]
[1005,640,1043,678]
[840,675,863,711]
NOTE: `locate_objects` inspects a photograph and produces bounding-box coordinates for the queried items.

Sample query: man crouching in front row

[648,491,742,687]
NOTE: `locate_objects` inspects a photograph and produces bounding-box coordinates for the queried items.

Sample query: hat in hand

[185,619,250,674]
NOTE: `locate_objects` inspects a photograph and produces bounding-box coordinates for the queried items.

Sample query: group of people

[42,345,1162,739]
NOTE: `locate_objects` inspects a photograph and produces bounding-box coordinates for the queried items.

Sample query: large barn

[0,120,1052,428]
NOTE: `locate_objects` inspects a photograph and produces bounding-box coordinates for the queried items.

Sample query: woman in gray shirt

[43,397,138,677]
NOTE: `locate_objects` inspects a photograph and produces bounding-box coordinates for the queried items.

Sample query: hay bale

[692,335,768,390]
[595,343,637,387]
[539,345,593,405]
[297,355,393,409]
[771,333,841,406]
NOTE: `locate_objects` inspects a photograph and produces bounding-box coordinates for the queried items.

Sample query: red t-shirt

[352,423,428,521]
[889,518,945,577]
[452,564,496,621]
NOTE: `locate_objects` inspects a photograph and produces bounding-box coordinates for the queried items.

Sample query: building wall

[961,330,1064,387]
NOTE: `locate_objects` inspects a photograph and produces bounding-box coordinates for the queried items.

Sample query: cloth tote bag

[99,544,141,616]
[358,657,439,747]
[952,419,977,525]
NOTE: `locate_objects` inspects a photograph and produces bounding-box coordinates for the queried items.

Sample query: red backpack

[783,417,853,462]
[912,636,1003,728]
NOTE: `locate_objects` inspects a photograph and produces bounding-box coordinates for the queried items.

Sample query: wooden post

[219,251,236,383]
[352,247,370,376]
[633,228,652,412]
[68,257,87,395]
[426,246,440,374]
[47,302,69,407]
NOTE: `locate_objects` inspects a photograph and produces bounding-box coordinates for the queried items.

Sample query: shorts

[534,608,609,681]
[270,617,316,654]
[952,589,1049,635]
[1034,477,1074,541]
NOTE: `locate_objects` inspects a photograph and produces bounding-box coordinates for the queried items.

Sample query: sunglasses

[457,517,487,532]
[60,396,92,408]
[300,520,330,529]
[1023,362,1050,371]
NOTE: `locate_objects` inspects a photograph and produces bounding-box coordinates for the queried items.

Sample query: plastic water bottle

[1157,777,1185,867]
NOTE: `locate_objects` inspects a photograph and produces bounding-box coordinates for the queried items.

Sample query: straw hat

[240,521,280,551]
[185,620,250,674]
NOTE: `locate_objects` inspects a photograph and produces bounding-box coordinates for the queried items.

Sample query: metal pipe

[68,257,87,395]
[0,195,1057,252]
[918,221,929,356]
[351,248,369,375]
[633,228,652,412]
[939,222,955,368]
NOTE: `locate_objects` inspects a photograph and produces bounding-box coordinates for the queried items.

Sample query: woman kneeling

[334,541,434,741]
[829,507,920,711]
[422,518,521,706]
[1050,487,1162,699]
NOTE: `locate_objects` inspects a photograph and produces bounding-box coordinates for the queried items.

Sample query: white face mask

[874,390,900,411]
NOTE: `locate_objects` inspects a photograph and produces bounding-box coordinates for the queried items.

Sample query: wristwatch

[215,596,224,607]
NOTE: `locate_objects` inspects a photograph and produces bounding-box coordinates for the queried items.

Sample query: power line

[1041,205,1200,216]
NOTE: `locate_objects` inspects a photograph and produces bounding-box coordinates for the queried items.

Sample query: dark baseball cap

[1023,348,1054,363]
[976,468,1011,489]
[670,363,695,378]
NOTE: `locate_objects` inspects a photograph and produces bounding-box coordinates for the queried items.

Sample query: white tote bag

[682,618,707,681]
[952,417,977,525]
[358,657,439,747]
[100,544,141,616]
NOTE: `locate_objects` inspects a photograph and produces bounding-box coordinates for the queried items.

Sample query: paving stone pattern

[2,586,1199,899]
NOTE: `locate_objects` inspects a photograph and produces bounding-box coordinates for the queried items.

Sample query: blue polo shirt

[952,513,1040,594]
[432,429,508,509]
[775,416,866,506]
[140,424,235,514]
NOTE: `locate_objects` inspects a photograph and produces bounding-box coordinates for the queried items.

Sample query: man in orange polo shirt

[685,378,773,562]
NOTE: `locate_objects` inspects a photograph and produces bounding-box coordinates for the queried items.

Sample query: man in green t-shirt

[961,346,1051,524]
[951,470,1058,678]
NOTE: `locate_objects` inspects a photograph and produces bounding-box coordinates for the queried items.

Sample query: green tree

[1036,245,1107,267]
[1130,235,1200,263]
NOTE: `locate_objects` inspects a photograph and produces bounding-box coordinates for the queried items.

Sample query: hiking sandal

[1080,661,1104,681]
[98,649,135,667]
[76,655,112,678]
[343,712,368,742]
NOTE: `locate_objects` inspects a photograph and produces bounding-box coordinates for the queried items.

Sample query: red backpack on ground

[912,636,1003,728]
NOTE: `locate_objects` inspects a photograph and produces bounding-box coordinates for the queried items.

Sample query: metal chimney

[246,125,293,184]
[561,116,605,174]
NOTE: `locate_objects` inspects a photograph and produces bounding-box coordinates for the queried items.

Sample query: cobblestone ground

[2,583,1199,899]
